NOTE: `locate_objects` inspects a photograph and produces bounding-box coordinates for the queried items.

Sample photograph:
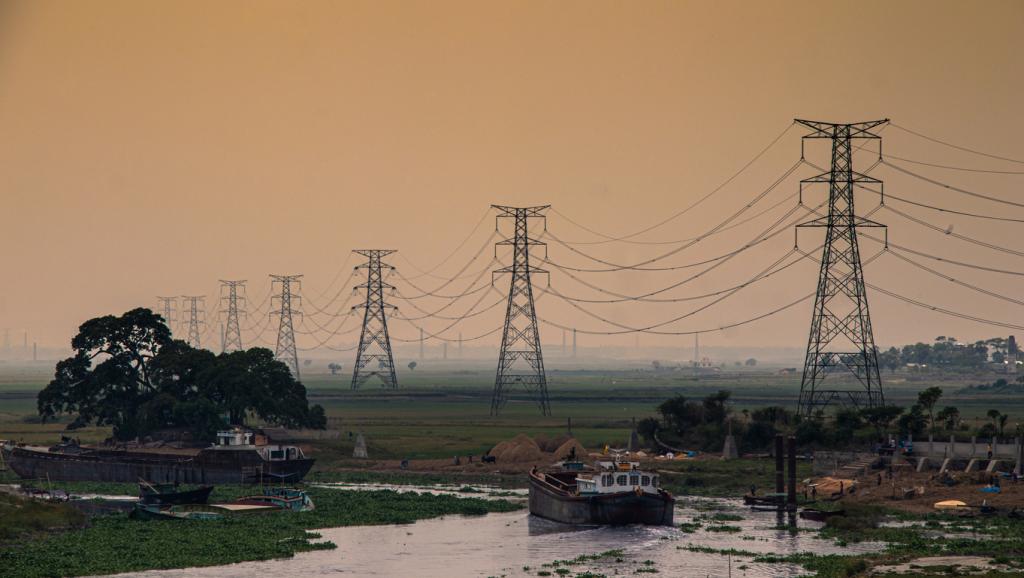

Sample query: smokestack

[775,435,784,496]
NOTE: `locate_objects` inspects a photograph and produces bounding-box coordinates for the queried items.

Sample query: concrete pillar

[971,436,977,457]
[775,435,784,495]
[916,457,929,472]
[787,437,797,510]
[965,459,977,473]
[928,434,933,457]
[950,435,956,458]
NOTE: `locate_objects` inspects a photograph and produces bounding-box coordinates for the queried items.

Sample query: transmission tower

[795,119,888,416]
[270,275,302,380]
[351,250,399,389]
[219,280,246,353]
[180,296,205,348]
[156,296,177,332]
[491,205,550,416]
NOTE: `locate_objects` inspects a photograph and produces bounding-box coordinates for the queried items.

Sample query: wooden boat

[138,480,214,506]
[798,508,845,522]
[743,493,786,508]
[528,458,674,526]
[6,429,314,484]
[129,500,283,520]
[128,488,313,521]
[130,503,230,521]
[233,487,315,512]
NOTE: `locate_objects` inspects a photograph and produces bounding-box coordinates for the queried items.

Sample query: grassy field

[3,363,1023,461]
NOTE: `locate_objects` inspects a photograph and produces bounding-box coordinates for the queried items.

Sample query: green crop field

[2,362,1022,461]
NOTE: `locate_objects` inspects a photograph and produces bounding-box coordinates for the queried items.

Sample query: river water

[117,488,882,578]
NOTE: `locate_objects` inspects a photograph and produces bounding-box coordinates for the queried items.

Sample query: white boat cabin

[575,460,660,495]
[211,429,306,462]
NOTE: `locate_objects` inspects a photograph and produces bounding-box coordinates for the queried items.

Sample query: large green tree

[38,308,173,439]
[38,308,326,441]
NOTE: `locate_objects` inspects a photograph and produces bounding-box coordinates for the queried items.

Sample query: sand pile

[488,434,587,464]
[554,438,587,460]
[534,434,571,453]
[490,434,545,463]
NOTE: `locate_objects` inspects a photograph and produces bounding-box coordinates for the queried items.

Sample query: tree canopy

[38,308,326,441]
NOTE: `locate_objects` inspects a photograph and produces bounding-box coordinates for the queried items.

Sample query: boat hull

[139,484,215,506]
[528,472,674,526]
[7,446,314,484]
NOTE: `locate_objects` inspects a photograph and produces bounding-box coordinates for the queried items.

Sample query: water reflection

[115,496,882,578]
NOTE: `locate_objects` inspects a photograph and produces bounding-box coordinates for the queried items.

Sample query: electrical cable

[858,185,1024,223]
[890,123,1024,166]
[546,159,804,271]
[395,207,495,280]
[882,204,1024,259]
[547,121,796,244]
[882,152,1024,175]
[882,160,1024,209]
[543,200,821,302]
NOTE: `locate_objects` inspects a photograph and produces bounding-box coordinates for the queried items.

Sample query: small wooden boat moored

[798,508,845,522]
[528,458,674,526]
[233,487,315,512]
[138,480,214,506]
[743,493,786,508]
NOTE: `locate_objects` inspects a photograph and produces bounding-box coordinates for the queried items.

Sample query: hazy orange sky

[1,0,1023,357]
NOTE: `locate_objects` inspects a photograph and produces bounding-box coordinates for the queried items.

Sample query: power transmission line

[270,274,303,380]
[219,280,246,352]
[492,205,550,416]
[890,122,1024,166]
[156,296,177,332]
[794,118,887,416]
[547,122,797,244]
[180,295,206,348]
[351,250,399,389]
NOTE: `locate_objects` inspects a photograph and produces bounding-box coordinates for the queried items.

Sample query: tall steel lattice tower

[219,280,246,353]
[156,296,177,332]
[351,250,399,389]
[270,274,302,380]
[491,205,550,416]
[180,296,205,348]
[795,119,888,416]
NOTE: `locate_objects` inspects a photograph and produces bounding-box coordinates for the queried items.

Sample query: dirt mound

[553,438,587,460]
[503,443,547,463]
[535,434,571,453]
[489,434,550,463]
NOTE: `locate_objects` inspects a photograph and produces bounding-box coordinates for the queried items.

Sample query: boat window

[630,475,639,486]
[652,475,658,487]
[641,476,650,486]
[616,475,627,485]
[270,449,285,460]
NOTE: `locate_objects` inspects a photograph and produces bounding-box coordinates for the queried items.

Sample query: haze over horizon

[2,0,1023,355]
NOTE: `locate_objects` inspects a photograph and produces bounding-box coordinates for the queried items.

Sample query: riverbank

[0,486,521,578]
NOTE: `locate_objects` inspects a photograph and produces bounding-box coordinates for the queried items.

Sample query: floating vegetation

[704,524,743,533]
[0,488,522,577]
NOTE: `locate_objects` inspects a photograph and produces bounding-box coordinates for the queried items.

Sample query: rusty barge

[2,429,314,484]
[528,458,674,526]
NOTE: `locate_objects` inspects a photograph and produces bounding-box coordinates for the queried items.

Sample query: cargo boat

[3,430,314,484]
[528,458,674,526]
